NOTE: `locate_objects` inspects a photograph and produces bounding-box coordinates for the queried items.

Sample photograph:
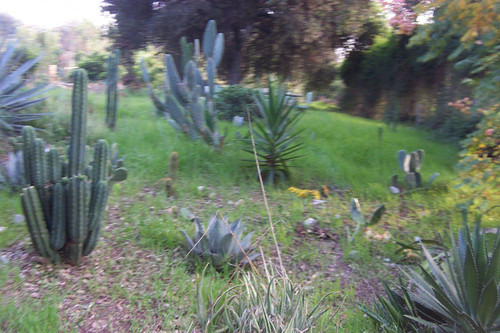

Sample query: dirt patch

[285,224,396,306]
[0,201,171,332]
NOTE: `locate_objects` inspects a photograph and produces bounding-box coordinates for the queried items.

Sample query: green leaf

[367,204,386,225]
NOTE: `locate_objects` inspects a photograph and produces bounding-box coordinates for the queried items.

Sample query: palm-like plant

[0,39,51,136]
[241,78,304,185]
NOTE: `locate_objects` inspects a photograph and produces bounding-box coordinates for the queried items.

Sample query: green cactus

[168,151,178,181]
[21,187,60,263]
[141,20,225,151]
[106,49,120,129]
[108,142,127,182]
[165,177,175,197]
[395,149,439,190]
[69,69,87,176]
[19,69,118,265]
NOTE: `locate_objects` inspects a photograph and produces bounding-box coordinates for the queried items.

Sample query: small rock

[232,116,244,126]
[311,199,327,206]
[235,199,244,206]
[303,218,318,227]
[0,255,9,264]
[227,200,234,205]
[389,186,400,194]
[13,214,25,224]
[180,208,195,220]
[0,226,6,232]
[197,186,205,192]
[348,250,360,259]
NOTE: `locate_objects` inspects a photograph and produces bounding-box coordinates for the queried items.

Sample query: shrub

[214,85,257,121]
[77,51,107,81]
[133,45,164,89]
[457,103,500,209]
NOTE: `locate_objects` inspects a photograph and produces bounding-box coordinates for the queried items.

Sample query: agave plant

[240,77,304,185]
[361,210,500,333]
[0,39,51,136]
[359,277,437,333]
[180,213,260,270]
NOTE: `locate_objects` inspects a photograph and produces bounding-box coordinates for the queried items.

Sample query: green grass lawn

[0,87,491,331]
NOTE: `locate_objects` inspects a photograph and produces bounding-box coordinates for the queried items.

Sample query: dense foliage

[214,85,257,121]
[77,52,107,81]
[102,0,380,85]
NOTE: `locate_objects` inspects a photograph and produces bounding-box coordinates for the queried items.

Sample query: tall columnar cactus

[19,69,120,265]
[141,20,225,151]
[106,49,120,129]
[393,149,439,190]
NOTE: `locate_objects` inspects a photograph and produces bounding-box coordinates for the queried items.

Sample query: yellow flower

[312,190,321,200]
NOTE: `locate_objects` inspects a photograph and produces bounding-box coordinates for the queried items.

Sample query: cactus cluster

[392,149,439,190]
[20,69,126,265]
[141,20,225,150]
[106,49,120,129]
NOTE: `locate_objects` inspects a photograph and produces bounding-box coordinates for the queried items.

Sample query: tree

[102,0,156,84]
[103,0,379,85]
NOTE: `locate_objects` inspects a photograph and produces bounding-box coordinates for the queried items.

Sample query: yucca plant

[240,77,304,185]
[361,210,500,332]
[0,39,51,136]
[180,213,260,270]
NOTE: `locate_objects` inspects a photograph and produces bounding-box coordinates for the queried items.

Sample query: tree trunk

[229,47,242,85]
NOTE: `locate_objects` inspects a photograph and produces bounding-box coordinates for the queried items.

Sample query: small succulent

[180,213,260,270]
[348,198,386,243]
[392,149,439,191]
[0,150,24,193]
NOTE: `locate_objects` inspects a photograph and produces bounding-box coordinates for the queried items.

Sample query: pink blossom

[485,129,494,136]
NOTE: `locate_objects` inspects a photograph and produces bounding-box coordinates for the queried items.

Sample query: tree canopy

[102,0,381,85]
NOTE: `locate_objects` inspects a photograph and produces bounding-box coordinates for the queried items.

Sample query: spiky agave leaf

[0,40,51,135]
[366,211,500,333]
[181,213,260,270]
